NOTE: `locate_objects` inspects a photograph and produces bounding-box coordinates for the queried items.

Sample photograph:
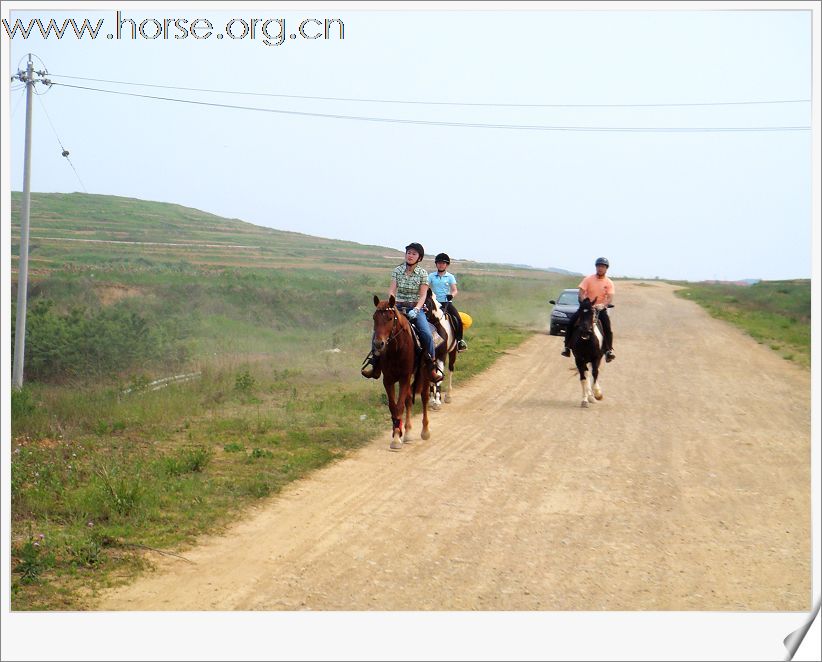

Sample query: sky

[1,3,821,661]
[2,2,818,282]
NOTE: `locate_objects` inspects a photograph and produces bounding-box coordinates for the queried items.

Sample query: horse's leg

[592,357,603,400]
[575,357,590,407]
[401,377,413,443]
[385,380,404,450]
[444,350,456,403]
[430,360,443,410]
[420,375,431,440]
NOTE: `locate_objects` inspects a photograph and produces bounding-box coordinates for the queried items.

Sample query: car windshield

[557,292,578,305]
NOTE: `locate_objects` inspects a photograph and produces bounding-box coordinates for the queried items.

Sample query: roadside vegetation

[10,192,577,609]
[673,280,810,368]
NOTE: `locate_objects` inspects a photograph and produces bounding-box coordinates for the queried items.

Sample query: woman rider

[361,242,444,382]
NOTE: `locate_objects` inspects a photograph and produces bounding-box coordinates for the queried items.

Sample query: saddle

[398,307,427,370]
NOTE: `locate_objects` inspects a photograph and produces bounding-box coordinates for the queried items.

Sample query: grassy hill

[11,192,575,377]
[9,191,579,610]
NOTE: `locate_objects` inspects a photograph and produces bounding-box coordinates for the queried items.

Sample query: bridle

[373,306,406,353]
[576,305,599,342]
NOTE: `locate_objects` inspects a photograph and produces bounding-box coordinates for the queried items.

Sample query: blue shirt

[428,271,457,303]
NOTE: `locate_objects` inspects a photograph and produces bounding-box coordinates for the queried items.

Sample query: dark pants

[564,308,613,352]
[440,300,464,341]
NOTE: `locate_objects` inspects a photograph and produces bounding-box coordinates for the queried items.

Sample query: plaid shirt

[392,264,429,304]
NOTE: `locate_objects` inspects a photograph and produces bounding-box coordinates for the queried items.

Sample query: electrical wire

[50,81,810,133]
[46,73,812,109]
[35,92,89,193]
[10,88,26,118]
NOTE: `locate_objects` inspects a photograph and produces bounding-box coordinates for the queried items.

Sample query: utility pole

[12,54,36,389]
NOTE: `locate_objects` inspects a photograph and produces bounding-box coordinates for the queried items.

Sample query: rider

[361,243,444,382]
[561,257,616,362]
[427,253,468,352]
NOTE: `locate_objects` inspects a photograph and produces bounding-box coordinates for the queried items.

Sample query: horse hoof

[431,401,441,411]
[594,392,603,401]
[390,438,403,450]
[421,429,431,440]
[581,400,589,408]
[587,395,595,403]
[444,394,452,403]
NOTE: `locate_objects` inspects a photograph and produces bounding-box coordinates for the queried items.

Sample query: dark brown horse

[371,294,431,450]
[569,297,605,407]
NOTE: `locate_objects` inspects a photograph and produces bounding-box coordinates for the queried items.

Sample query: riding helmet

[595,257,610,267]
[405,243,425,261]
[435,253,451,264]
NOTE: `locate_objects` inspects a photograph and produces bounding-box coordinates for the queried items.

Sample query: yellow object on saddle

[458,311,473,329]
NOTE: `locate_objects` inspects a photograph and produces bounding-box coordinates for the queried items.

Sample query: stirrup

[605,350,615,363]
[361,354,379,378]
[457,339,467,351]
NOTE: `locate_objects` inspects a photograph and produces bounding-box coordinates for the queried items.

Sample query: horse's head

[576,297,598,340]
[424,289,444,323]
[372,294,404,356]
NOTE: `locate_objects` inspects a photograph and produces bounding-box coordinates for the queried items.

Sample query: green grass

[10,191,579,610]
[673,280,810,368]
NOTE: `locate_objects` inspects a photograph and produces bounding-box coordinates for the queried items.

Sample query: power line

[11,88,26,117]
[35,92,88,193]
[46,73,812,109]
[50,81,811,133]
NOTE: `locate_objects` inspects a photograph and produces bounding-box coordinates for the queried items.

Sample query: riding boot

[360,352,381,379]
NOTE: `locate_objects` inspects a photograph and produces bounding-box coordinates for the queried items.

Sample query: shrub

[13,299,187,381]
[161,445,213,476]
[234,369,256,394]
[15,535,55,584]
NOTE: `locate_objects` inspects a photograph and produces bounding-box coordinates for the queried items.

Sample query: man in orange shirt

[561,257,616,362]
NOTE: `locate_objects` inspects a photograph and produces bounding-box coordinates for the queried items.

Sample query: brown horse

[371,294,431,450]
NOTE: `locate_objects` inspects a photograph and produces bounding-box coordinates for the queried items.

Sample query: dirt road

[97,282,811,611]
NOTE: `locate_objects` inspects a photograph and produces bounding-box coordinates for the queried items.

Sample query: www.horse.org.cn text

[1,12,346,47]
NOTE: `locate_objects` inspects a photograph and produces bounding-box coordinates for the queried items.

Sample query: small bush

[234,369,256,394]
[69,537,103,568]
[223,442,245,453]
[15,536,55,584]
[162,445,213,476]
[95,465,143,516]
[249,448,273,460]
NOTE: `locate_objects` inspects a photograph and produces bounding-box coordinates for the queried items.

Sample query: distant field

[10,192,578,609]
[673,280,810,368]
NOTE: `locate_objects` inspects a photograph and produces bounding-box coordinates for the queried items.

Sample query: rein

[374,307,406,351]
[575,306,599,342]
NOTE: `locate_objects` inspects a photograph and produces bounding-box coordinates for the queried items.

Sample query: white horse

[425,292,458,410]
